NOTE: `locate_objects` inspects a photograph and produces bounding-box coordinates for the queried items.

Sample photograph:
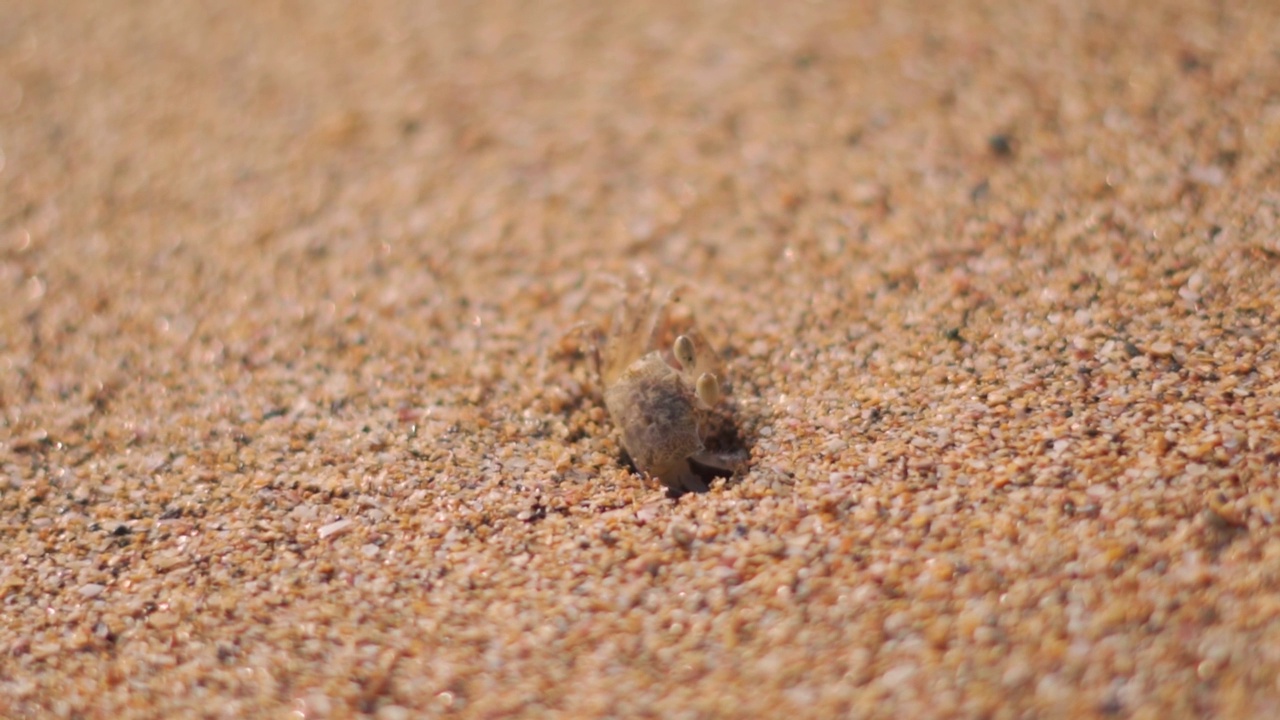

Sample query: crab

[580,277,741,494]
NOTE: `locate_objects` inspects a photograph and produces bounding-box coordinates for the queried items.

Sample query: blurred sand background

[3,0,1280,717]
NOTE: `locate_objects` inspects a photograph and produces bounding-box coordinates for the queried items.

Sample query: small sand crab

[579,277,741,494]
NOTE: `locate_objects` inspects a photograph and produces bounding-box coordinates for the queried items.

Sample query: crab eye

[673,335,697,371]
[695,372,722,407]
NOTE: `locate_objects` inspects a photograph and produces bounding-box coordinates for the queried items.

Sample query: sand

[3,0,1280,717]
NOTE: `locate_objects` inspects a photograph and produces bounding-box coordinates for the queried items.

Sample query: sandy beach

[3,0,1279,717]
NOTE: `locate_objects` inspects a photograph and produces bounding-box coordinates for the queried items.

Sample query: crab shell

[603,351,710,493]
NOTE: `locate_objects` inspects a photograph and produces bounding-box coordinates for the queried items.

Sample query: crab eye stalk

[695,372,722,407]
[673,334,697,371]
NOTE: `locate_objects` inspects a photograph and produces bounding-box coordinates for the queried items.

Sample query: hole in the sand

[688,454,735,485]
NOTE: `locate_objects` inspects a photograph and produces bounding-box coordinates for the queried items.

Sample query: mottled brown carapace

[585,278,739,493]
